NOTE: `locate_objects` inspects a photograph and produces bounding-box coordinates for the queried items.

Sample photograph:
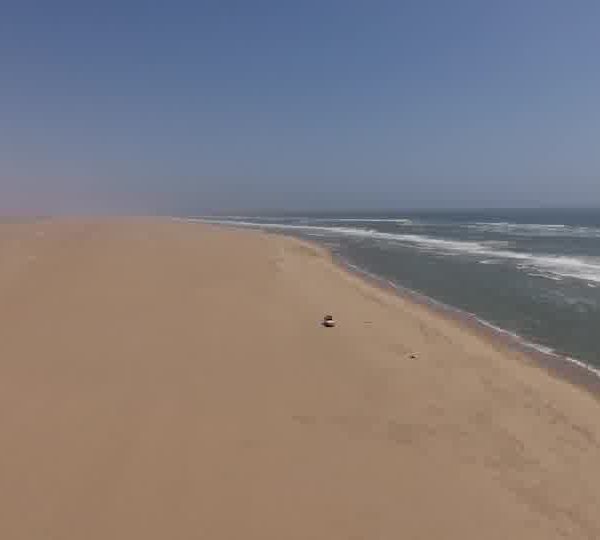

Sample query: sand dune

[0,219,598,539]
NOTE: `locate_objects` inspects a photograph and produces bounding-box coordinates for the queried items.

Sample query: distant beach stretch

[199,209,600,374]
[1,218,598,539]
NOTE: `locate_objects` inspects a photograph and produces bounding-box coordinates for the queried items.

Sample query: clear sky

[2,1,600,214]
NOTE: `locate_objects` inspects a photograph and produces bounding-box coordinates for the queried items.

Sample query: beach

[201,211,600,368]
[1,218,599,539]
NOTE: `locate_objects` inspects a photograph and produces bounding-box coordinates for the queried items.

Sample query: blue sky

[1,1,600,213]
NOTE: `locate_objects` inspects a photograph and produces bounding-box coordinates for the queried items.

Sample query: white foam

[467,221,600,238]
[312,218,413,224]
[474,318,600,379]
[564,356,600,378]
[527,272,565,281]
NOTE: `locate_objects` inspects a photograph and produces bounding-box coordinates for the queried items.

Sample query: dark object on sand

[323,315,336,328]
[409,353,418,359]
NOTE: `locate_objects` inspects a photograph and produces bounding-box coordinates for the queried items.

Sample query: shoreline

[203,221,600,399]
[331,249,600,399]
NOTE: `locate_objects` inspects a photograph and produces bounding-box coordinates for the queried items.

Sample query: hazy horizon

[2,2,600,215]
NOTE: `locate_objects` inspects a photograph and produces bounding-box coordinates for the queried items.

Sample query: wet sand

[1,219,599,539]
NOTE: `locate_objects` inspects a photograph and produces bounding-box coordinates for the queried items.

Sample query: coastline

[330,249,600,399]
[196,216,600,375]
[208,223,600,399]
[2,218,599,539]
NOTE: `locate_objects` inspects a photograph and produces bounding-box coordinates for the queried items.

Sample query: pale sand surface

[0,219,599,539]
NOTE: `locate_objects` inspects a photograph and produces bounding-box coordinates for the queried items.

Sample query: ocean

[197,209,600,374]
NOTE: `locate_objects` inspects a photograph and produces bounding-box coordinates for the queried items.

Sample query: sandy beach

[1,218,599,539]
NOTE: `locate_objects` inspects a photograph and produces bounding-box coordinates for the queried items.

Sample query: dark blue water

[198,209,600,372]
